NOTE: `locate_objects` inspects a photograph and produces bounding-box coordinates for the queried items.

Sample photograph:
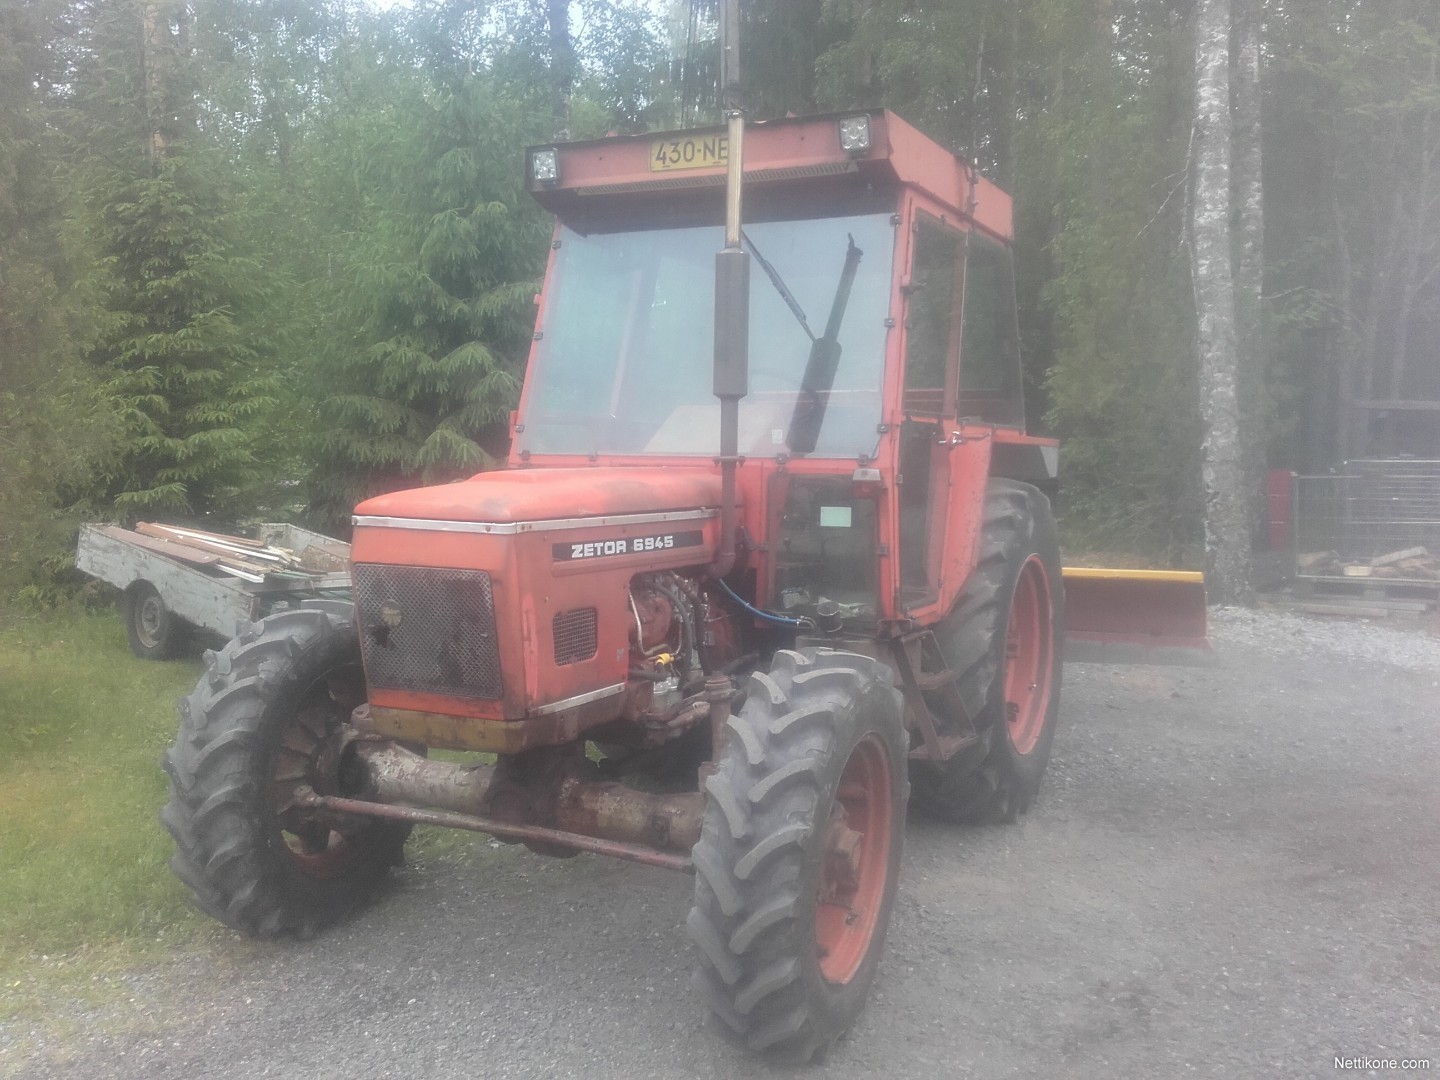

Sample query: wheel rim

[815,733,894,985]
[1004,555,1055,756]
[136,594,165,648]
[271,679,370,880]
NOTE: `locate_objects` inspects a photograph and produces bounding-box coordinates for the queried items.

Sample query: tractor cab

[511,110,1055,632]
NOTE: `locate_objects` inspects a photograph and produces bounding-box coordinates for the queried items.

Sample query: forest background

[2,0,1438,605]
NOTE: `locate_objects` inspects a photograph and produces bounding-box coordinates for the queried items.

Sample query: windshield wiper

[742,230,816,342]
[787,234,864,455]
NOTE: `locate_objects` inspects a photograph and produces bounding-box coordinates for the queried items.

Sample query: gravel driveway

[6,608,1439,1079]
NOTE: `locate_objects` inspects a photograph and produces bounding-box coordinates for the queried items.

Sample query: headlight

[530,148,559,183]
[838,115,871,154]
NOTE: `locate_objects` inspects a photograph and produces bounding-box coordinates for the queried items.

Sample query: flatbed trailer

[76,522,352,659]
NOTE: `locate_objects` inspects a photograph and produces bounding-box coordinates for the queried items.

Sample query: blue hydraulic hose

[715,578,807,627]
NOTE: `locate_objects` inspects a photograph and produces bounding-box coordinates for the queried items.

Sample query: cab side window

[958,235,1024,426]
[902,217,962,418]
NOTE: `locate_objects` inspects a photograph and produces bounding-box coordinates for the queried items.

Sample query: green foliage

[1018,3,1203,559]
[4,0,1437,577]
[296,58,550,528]
[1266,0,1440,465]
[41,0,288,529]
[0,0,125,601]
[813,0,1203,558]
[71,147,284,522]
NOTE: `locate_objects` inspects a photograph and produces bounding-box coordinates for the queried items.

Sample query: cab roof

[525,109,1012,243]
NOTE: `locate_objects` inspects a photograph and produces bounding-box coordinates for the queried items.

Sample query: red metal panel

[1267,468,1295,553]
[1062,571,1213,665]
[352,495,721,722]
[528,111,1012,245]
[354,465,722,523]
[535,112,872,196]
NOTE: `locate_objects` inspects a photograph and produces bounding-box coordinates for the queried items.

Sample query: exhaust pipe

[709,0,748,580]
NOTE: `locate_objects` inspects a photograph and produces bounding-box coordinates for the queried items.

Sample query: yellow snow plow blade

[1062,567,1215,666]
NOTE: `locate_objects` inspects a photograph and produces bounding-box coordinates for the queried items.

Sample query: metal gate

[1292,460,1440,585]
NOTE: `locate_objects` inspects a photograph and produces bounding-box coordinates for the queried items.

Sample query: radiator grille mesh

[353,564,502,700]
[552,608,598,666]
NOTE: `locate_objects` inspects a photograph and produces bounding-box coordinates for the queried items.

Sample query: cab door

[896,212,964,610]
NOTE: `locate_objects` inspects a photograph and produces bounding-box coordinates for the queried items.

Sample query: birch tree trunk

[1190,0,1254,603]
[1230,0,1265,550]
[1231,0,1263,399]
[141,0,188,159]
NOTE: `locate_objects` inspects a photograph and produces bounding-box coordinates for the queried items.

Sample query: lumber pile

[132,523,336,583]
[1297,546,1440,581]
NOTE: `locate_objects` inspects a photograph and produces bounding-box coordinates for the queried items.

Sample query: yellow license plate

[649,134,730,172]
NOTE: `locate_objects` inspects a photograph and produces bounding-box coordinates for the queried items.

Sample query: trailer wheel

[124,581,190,660]
[161,607,406,938]
[688,649,906,1064]
[910,480,1064,824]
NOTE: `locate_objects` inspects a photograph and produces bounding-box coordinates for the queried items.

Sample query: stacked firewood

[1297,546,1440,581]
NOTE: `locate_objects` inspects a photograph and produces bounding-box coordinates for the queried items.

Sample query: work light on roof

[838,115,871,154]
[530,148,559,184]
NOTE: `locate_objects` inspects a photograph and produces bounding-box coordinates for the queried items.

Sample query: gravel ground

[4,609,1438,1079]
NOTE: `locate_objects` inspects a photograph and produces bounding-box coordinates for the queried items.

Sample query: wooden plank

[256,523,351,572]
[95,526,223,566]
[135,524,283,570]
[217,563,267,583]
[1372,546,1430,567]
[1354,399,1440,411]
[1298,576,1440,600]
[1295,603,1392,619]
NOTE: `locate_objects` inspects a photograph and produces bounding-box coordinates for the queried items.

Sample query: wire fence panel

[1293,461,1440,582]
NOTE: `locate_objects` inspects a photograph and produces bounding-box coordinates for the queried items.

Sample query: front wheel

[688,649,907,1064]
[161,607,407,938]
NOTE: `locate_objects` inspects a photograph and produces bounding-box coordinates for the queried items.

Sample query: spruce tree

[67,0,282,524]
[299,46,549,530]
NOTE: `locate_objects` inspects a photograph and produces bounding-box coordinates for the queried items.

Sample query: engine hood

[353,466,726,525]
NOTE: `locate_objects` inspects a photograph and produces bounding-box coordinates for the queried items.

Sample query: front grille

[353,564,502,700]
[552,608,598,665]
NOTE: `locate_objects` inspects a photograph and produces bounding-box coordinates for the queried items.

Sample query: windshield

[517,212,895,459]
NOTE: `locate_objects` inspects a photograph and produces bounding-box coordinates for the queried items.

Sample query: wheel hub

[1003,555,1055,756]
[814,733,893,985]
[137,596,165,646]
[271,695,369,879]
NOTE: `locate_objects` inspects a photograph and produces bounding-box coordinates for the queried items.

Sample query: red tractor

[163,109,1074,1063]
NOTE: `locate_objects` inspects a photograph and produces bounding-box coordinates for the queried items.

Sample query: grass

[0,609,214,995]
[0,607,237,1040]
[0,606,494,1027]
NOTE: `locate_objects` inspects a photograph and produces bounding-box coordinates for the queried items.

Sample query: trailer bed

[77,522,352,655]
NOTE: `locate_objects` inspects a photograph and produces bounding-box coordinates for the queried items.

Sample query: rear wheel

[161,607,407,938]
[910,480,1064,824]
[124,581,189,660]
[688,649,907,1064]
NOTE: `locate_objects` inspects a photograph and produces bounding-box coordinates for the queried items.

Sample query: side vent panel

[553,608,599,666]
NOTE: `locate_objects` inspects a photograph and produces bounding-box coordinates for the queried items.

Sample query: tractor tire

[161,606,407,938]
[688,649,907,1065]
[910,480,1064,825]
[124,581,190,660]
